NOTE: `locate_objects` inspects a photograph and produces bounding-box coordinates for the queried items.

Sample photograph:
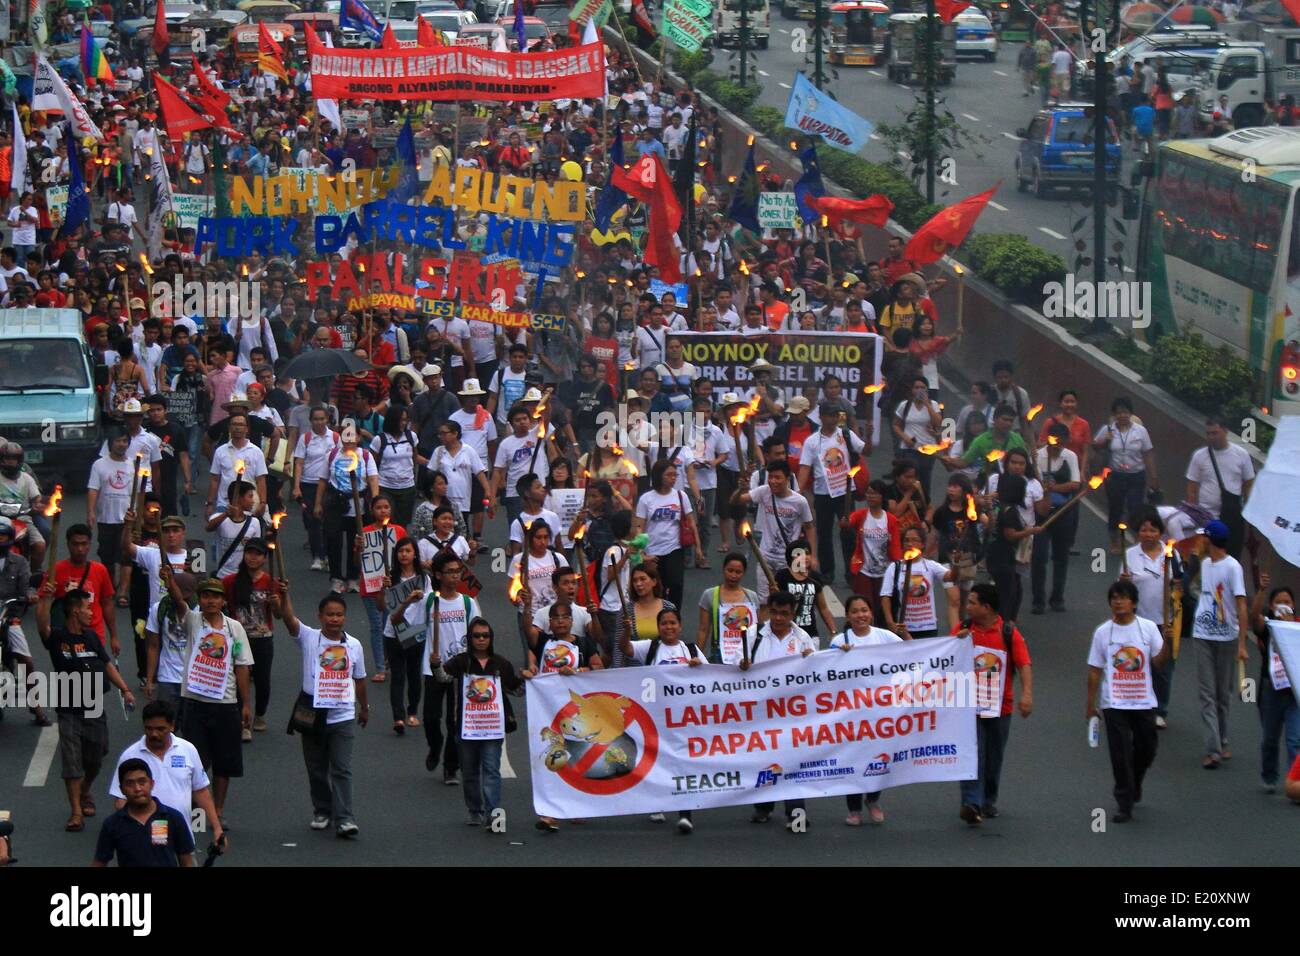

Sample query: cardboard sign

[757,192,801,231]
[384,576,427,646]
[172,193,216,229]
[359,526,391,595]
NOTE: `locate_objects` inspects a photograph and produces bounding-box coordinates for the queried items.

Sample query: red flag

[259,22,290,80]
[152,0,170,55]
[934,0,972,21]
[809,194,894,228]
[631,0,657,36]
[904,186,997,264]
[567,17,582,45]
[153,74,212,140]
[612,155,682,282]
[192,55,231,109]
[417,15,441,47]
[381,23,400,48]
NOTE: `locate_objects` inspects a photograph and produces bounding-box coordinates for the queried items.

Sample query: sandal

[393,720,405,735]
[116,596,129,608]
[406,715,420,727]
[1220,747,1233,760]
[65,817,84,832]
[80,796,96,818]
[1202,755,1221,770]
[370,673,387,683]
[716,545,730,553]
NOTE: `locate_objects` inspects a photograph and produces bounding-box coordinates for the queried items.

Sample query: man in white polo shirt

[108,698,224,847]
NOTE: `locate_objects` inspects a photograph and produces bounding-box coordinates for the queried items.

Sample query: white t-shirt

[507,549,569,609]
[489,367,529,426]
[635,324,670,369]
[133,545,190,603]
[636,488,693,557]
[630,638,698,665]
[1088,617,1163,710]
[179,609,253,704]
[449,408,498,465]
[748,485,813,561]
[7,205,37,245]
[1192,554,1246,641]
[986,471,1044,530]
[1185,444,1255,518]
[370,431,420,489]
[428,317,472,367]
[210,441,268,508]
[213,514,265,577]
[421,592,483,674]
[87,457,136,524]
[1093,422,1153,474]
[1124,544,1180,624]
[494,432,551,498]
[800,428,866,497]
[830,626,903,649]
[292,625,367,724]
[293,429,341,483]
[145,600,189,684]
[748,623,818,662]
[533,602,592,638]
[107,735,209,834]
[467,320,498,365]
[431,443,486,514]
[599,544,631,614]
[857,510,894,579]
[895,398,942,446]
[417,531,471,568]
[880,557,951,633]
[509,508,562,547]
[687,425,726,492]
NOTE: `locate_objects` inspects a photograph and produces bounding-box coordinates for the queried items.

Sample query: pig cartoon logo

[541,690,659,793]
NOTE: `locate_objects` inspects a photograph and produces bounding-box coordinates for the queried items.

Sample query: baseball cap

[1198,520,1230,546]
[160,516,186,530]
[787,396,811,414]
[196,578,225,596]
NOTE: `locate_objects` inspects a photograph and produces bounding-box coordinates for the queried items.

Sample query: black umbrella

[280,348,371,380]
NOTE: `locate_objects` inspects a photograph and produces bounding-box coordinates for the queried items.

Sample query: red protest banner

[306,38,606,102]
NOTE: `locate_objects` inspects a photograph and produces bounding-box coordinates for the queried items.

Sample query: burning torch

[44,486,63,574]
[269,511,288,581]
[740,521,778,593]
[1040,469,1111,530]
[345,450,363,535]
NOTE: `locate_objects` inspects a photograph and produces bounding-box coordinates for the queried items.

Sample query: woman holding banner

[383,538,430,736]
[356,495,407,682]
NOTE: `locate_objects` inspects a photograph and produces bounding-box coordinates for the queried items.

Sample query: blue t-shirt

[1132,105,1155,137]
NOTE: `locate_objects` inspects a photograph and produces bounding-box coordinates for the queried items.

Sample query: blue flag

[593,129,627,232]
[784,72,874,154]
[794,146,825,225]
[727,141,760,234]
[514,0,528,51]
[340,0,384,44]
[389,118,419,204]
[60,122,89,237]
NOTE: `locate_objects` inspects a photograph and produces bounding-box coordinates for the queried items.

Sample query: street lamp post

[925,0,937,203]
[740,0,751,86]
[813,0,826,89]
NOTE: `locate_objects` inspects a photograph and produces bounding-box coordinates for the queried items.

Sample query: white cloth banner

[526,637,977,818]
[1267,620,1300,706]
[1244,415,1300,570]
[10,102,25,194]
[146,143,175,261]
[32,54,103,141]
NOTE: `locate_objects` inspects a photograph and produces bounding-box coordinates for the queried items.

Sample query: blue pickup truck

[1015,103,1122,198]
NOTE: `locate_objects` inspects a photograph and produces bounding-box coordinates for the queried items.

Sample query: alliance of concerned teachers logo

[539,690,658,795]
[755,764,784,788]
[862,753,891,777]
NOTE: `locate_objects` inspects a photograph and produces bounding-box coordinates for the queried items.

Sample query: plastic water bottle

[1087,715,1100,748]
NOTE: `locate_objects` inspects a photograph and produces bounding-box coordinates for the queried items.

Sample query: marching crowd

[0,0,1295,868]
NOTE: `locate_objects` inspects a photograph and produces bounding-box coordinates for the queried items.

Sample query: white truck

[1201,22,1300,129]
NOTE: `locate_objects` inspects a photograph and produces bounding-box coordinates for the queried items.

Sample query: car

[530,0,574,33]
[422,8,477,41]
[496,15,551,50]
[456,21,506,48]
[953,9,997,61]
[1015,103,1122,198]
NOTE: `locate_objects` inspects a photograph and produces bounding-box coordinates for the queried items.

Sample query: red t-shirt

[585,336,619,390]
[883,257,922,286]
[359,523,409,596]
[958,616,1031,717]
[785,419,815,471]
[53,559,115,636]
[1288,752,1300,782]
[1038,415,1091,463]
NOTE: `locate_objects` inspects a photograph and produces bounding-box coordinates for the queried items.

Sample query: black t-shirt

[206,414,274,447]
[559,378,613,437]
[986,506,1023,570]
[930,502,981,564]
[145,419,188,490]
[42,625,110,716]
[93,801,195,867]
[265,387,294,419]
[775,568,826,636]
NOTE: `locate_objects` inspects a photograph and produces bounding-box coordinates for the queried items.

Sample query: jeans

[1103,708,1157,812]
[458,737,503,816]
[1104,470,1147,533]
[384,637,423,720]
[422,676,460,775]
[362,596,387,675]
[1259,677,1300,785]
[504,496,524,529]
[813,492,855,582]
[1194,637,1236,757]
[298,481,327,561]
[1031,503,1075,607]
[695,488,715,556]
[599,608,625,667]
[960,714,1011,809]
[249,636,273,717]
[300,718,356,827]
[845,792,880,810]
[13,244,32,268]
[323,505,359,581]
[755,799,806,819]
[987,558,1023,623]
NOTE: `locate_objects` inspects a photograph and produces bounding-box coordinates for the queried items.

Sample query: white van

[715,0,770,49]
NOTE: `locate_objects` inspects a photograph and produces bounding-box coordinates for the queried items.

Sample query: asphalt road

[709,20,1143,272]
[2,406,1296,867]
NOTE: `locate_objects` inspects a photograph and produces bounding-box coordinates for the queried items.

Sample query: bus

[828,1,890,66]
[1137,128,1300,417]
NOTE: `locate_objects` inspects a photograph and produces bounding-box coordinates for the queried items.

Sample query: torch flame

[573,523,587,541]
[917,439,953,455]
[271,511,287,530]
[234,459,246,476]
[1026,403,1045,422]
[536,420,546,440]
[531,391,550,420]
[139,467,150,479]
[624,459,640,477]
[903,548,922,561]
[611,444,625,457]
[738,259,750,276]
[862,383,885,395]
[740,520,753,538]
[848,465,862,479]
[623,362,635,371]
[138,253,154,275]
[43,485,63,517]
[508,574,524,601]
[345,450,360,473]
[1164,538,1176,558]
[1088,468,1111,490]
[966,495,977,521]
[986,450,1006,462]
[1047,435,1059,446]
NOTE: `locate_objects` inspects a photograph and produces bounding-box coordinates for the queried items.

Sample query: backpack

[962,618,1020,675]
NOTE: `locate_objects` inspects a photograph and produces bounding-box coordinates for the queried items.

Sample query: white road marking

[778,27,791,33]
[988,200,1008,211]
[501,742,518,779]
[962,112,981,122]
[778,82,791,89]
[1038,226,1067,240]
[23,725,57,787]
[867,69,881,77]
[994,69,1009,76]
[1002,131,1024,141]
[869,133,879,140]
[896,150,910,159]
[758,69,770,76]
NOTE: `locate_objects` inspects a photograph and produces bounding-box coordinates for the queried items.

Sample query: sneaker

[443,771,460,786]
[1112,810,1132,824]
[310,558,325,571]
[844,812,863,826]
[1261,779,1277,794]
[330,578,346,593]
[347,579,360,593]
[868,804,886,824]
[252,716,268,732]
[676,816,694,834]
[1155,715,1168,730]
[241,727,253,743]
[310,815,330,830]
[1030,604,1045,615]
[425,752,437,772]
[336,822,359,838]
[959,804,983,826]
[466,812,485,827]
[648,812,666,823]
[981,804,999,819]
[750,811,771,824]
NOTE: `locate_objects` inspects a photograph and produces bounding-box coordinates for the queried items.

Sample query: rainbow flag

[80,24,114,85]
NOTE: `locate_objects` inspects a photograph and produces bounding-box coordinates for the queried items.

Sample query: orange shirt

[764,299,791,331]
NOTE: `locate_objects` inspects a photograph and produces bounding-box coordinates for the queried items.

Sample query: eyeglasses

[469,632,492,640]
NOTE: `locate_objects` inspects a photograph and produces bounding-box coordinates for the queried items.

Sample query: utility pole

[740,0,750,86]
[813,0,826,89]
[925,0,936,203]
[1086,0,1110,333]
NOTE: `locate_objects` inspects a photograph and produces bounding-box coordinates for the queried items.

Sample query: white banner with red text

[525,637,976,817]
